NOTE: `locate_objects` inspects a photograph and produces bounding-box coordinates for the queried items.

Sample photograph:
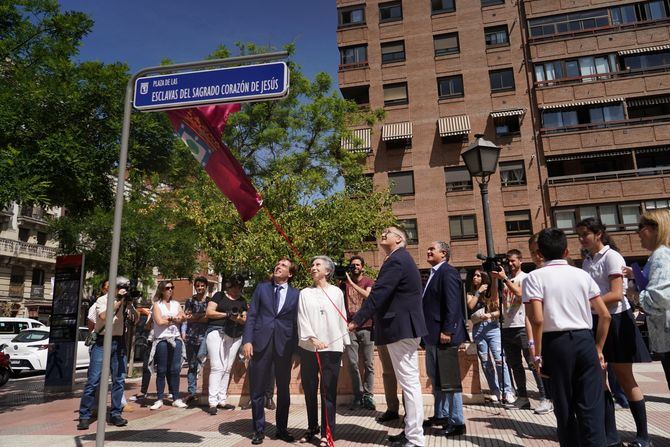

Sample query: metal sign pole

[95,51,287,446]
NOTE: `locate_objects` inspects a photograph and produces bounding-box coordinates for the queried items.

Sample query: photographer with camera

[342,255,376,411]
[77,277,139,430]
[204,274,247,415]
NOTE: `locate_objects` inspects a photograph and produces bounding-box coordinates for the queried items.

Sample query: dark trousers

[502,326,546,398]
[378,344,400,412]
[299,348,342,439]
[140,339,152,394]
[662,352,670,391]
[249,340,293,433]
[154,339,183,400]
[543,330,605,447]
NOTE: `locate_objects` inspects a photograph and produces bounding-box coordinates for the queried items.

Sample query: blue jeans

[185,340,202,395]
[79,337,126,420]
[473,320,513,396]
[154,339,183,400]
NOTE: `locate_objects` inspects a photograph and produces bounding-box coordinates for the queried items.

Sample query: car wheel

[0,369,10,386]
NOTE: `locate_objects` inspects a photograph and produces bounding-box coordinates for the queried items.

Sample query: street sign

[133,61,289,111]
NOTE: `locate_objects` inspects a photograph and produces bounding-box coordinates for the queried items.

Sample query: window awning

[539,97,624,110]
[628,96,670,107]
[438,115,470,137]
[341,128,372,153]
[546,150,632,162]
[618,44,670,55]
[491,108,525,118]
[382,121,413,141]
[636,146,670,154]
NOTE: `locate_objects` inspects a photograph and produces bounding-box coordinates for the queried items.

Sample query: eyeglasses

[382,229,402,239]
[165,286,174,290]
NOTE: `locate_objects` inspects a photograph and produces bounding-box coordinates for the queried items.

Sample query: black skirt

[593,309,652,364]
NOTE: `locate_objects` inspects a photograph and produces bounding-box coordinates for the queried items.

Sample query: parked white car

[2,327,90,374]
[0,318,46,346]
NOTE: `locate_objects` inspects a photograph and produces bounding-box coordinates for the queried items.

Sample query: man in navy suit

[349,226,428,447]
[421,241,468,437]
[242,257,300,444]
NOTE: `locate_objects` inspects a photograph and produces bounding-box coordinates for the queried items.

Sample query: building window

[644,199,670,210]
[445,166,473,192]
[450,215,478,239]
[18,227,30,242]
[341,85,370,106]
[495,116,521,137]
[485,25,509,47]
[388,171,415,195]
[482,0,504,6]
[339,45,368,67]
[379,1,403,23]
[36,231,47,245]
[434,33,459,56]
[437,75,464,98]
[623,50,670,70]
[505,211,532,236]
[383,82,408,106]
[397,218,419,245]
[541,103,624,130]
[432,0,455,14]
[500,161,526,186]
[554,203,641,233]
[490,68,515,92]
[10,266,25,285]
[31,268,45,286]
[381,40,405,64]
[338,5,366,28]
[534,55,616,84]
[528,8,610,38]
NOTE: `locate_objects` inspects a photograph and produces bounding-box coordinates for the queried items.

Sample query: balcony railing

[540,114,670,135]
[30,285,45,299]
[338,61,369,71]
[547,166,670,185]
[20,206,45,220]
[535,65,670,89]
[8,284,24,298]
[528,17,670,44]
[0,238,57,259]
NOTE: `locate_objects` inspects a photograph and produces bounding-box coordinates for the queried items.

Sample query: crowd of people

[75,209,670,447]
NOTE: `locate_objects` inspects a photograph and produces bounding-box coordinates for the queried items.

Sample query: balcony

[547,167,670,206]
[541,115,670,153]
[535,66,670,105]
[0,238,57,261]
[30,285,45,300]
[8,284,24,299]
[0,205,12,222]
[17,205,48,229]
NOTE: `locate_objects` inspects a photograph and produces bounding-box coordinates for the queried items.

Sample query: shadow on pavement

[468,416,556,442]
[75,429,204,445]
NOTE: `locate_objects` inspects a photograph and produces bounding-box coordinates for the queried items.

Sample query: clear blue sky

[58,0,340,86]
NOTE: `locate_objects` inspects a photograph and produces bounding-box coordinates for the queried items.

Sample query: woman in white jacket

[297,255,350,447]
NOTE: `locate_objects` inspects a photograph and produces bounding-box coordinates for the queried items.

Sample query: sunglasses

[164,286,174,290]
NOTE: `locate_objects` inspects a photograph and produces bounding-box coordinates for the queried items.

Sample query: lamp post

[459,268,468,321]
[461,134,501,259]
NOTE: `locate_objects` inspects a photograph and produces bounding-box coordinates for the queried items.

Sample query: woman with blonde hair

[636,209,670,393]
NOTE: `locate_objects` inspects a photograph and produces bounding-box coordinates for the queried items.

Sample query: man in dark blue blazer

[349,226,428,447]
[242,258,300,444]
[421,241,467,437]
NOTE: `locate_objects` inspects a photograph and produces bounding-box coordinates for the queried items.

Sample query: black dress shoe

[109,415,128,427]
[276,431,295,442]
[265,397,276,410]
[440,424,466,437]
[376,410,400,423]
[422,416,448,427]
[77,419,91,430]
[388,431,406,442]
[252,432,265,445]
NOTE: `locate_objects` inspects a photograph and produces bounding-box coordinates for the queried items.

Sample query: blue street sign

[133,61,289,111]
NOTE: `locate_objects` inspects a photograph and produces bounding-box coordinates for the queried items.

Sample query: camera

[116,283,136,303]
[229,306,240,317]
[476,253,510,275]
[333,263,357,281]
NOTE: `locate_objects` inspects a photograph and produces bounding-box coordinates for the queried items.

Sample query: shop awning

[341,128,372,153]
[618,44,670,55]
[490,108,525,118]
[539,97,624,110]
[382,121,413,141]
[546,150,632,162]
[438,115,470,137]
[627,96,670,107]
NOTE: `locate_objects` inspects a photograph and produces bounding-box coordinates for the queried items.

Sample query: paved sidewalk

[1,363,669,446]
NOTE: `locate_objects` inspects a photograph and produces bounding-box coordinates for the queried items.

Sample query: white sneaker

[167,393,173,400]
[149,400,163,410]
[534,399,554,415]
[485,394,499,403]
[172,399,187,408]
[502,393,517,408]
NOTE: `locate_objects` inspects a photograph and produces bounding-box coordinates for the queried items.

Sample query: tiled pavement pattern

[1,363,669,446]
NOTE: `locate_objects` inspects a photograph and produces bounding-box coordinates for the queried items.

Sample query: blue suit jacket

[242,281,299,357]
[352,247,427,345]
[422,262,467,346]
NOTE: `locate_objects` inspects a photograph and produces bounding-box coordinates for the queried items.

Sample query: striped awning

[539,97,624,110]
[491,108,525,118]
[382,121,413,141]
[341,128,372,153]
[438,115,470,137]
[618,44,670,55]
[546,150,631,162]
[636,146,670,154]
[628,96,670,108]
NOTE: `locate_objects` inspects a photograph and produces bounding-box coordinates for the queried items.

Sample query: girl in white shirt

[577,218,652,447]
[297,255,350,447]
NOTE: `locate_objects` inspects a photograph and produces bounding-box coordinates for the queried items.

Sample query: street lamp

[459,268,468,322]
[461,134,501,259]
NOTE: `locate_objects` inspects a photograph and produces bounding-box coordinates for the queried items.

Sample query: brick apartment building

[336,0,670,273]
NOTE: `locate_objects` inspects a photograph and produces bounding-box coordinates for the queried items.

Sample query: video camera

[116,279,141,303]
[333,263,357,281]
[476,253,510,276]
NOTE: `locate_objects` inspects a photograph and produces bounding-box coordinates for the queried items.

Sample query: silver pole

[93,50,289,446]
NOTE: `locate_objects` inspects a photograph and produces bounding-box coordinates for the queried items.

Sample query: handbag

[437,344,463,393]
[85,328,101,346]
